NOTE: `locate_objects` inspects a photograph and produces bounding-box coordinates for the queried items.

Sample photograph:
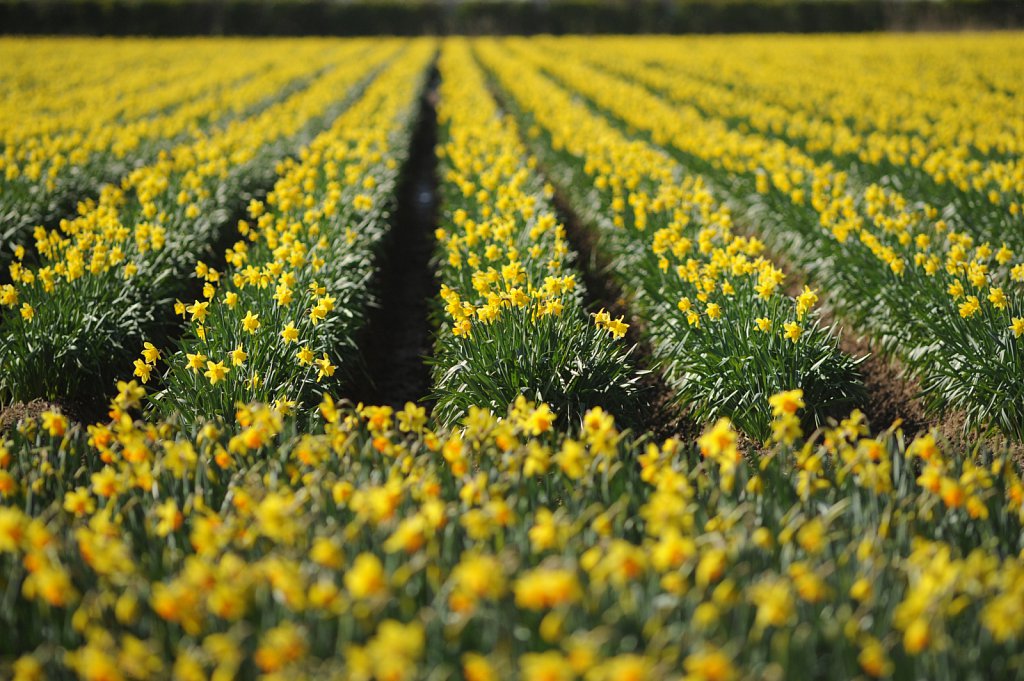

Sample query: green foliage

[478,40,864,442]
[431,300,644,427]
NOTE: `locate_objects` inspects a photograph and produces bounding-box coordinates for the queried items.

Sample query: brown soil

[833,323,930,437]
[347,67,439,410]
[0,399,60,434]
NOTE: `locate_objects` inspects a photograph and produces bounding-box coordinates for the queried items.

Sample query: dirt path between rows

[347,67,439,410]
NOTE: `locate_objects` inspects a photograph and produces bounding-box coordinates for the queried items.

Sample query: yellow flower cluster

[481,39,817,342]
[2,385,1023,680]
[489,35,1023,437]
[149,41,435,422]
[3,40,317,181]
[430,40,640,424]
[435,40,593,339]
[476,39,863,439]
[0,39,405,408]
[554,34,1023,219]
[5,40,391,293]
[511,37,1024,313]
[1,39,380,265]
[520,38,1015,274]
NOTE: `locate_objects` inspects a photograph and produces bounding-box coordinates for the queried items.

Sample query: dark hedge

[0,0,1019,36]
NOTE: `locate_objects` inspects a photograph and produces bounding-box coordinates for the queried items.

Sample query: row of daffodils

[430,39,639,425]
[1,38,366,265]
[147,42,435,425]
[557,34,1022,242]
[1,35,1023,680]
[475,40,864,441]
[0,39,401,409]
[1,385,1022,679]
[490,36,1024,440]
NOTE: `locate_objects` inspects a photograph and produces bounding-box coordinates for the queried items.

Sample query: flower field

[1,34,1023,680]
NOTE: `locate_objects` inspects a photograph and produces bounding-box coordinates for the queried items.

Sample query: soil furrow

[348,65,439,409]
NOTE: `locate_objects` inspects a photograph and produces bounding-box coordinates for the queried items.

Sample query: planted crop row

[430,40,640,426]
[1,40,365,267]
[1,34,1023,681]
[0,40,400,409]
[549,36,1021,248]
[2,39,223,146]
[475,40,863,441]
[1,385,1022,678]
[149,41,436,425]
[500,38,1024,440]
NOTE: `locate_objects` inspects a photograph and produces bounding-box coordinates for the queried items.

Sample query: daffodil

[315,353,336,381]
[140,342,160,364]
[186,353,207,372]
[133,359,153,384]
[204,360,229,385]
[241,310,260,334]
[186,301,209,323]
[229,346,247,366]
[280,322,299,344]
[768,389,805,417]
